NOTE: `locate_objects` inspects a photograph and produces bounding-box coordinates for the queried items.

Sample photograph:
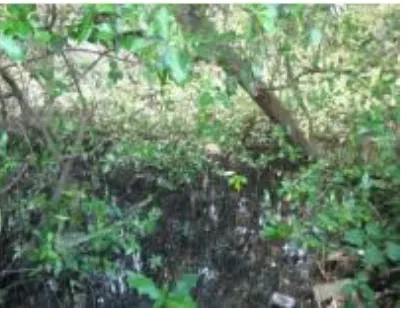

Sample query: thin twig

[0,163,29,196]
[269,66,399,92]
[0,67,30,117]
[0,52,54,71]
[63,47,140,67]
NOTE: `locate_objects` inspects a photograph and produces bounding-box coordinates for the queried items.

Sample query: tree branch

[52,51,91,203]
[0,67,30,117]
[0,163,29,196]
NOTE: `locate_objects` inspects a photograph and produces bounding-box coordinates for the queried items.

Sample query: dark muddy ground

[94,161,318,308]
[2,158,320,308]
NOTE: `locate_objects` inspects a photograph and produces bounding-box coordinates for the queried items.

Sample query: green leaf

[33,30,52,44]
[153,6,172,40]
[289,4,305,18]
[7,4,36,18]
[309,28,322,46]
[343,283,357,296]
[358,282,377,307]
[363,243,385,266]
[166,294,197,308]
[256,5,278,33]
[1,20,33,39]
[317,213,339,232]
[96,23,115,42]
[0,131,8,157]
[0,35,25,61]
[127,273,161,300]
[343,229,364,247]
[261,223,293,240]
[77,13,94,43]
[172,274,199,296]
[385,242,400,262]
[94,4,117,14]
[128,37,155,53]
[364,222,382,240]
[163,47,188,84]
[360,172,371,190]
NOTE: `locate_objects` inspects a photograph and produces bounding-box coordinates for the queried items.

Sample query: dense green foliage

[0,3,399,307]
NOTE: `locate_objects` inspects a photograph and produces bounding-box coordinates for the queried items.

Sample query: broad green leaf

[385,242,399,262]
[153,6,172,40]
[1,20,33,39]
[163,47,188,84]
[343,229,364,247]
[363,243,385,266]
[128,37,155,53]
[173,274,199,296]
[127,273,161,300]
[77,14,94,43]
[0,35,25,61]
